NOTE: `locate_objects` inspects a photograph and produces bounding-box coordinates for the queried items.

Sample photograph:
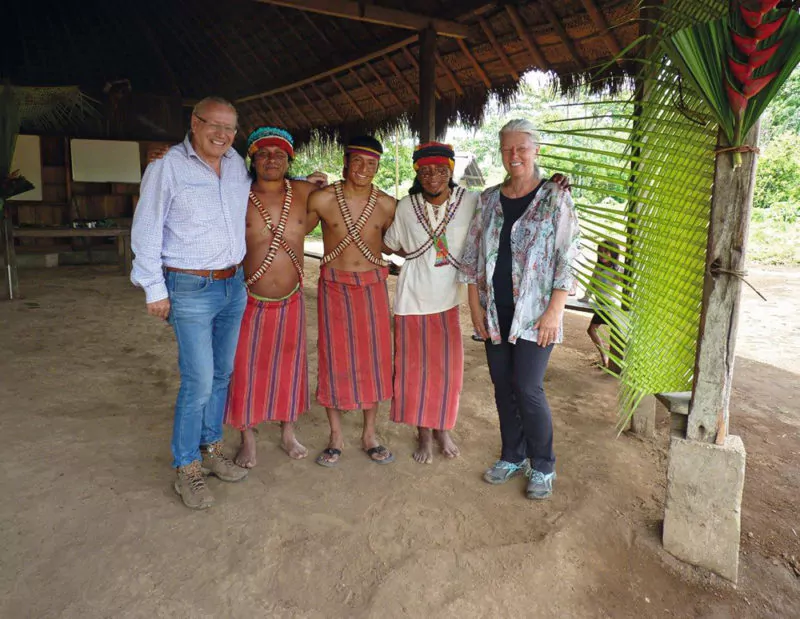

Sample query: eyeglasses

[193,114,237,135]
[418,167,450,179]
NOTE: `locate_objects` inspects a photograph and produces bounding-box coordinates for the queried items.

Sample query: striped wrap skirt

[316,266,393,410]
[225,290,309,428]
[390,306,464,430]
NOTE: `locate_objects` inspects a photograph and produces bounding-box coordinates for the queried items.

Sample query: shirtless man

[224,127,325,467]
[307,136,397,467]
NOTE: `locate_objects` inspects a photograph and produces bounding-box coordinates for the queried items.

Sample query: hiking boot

[483,459,530,485]
[202,441,248,482]
[174,461,214,510]
[526,469,556,500]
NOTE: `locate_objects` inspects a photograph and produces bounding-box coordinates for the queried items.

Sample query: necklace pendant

[433,233,450,267]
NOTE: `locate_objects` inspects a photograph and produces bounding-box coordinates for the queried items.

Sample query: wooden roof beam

[331,75,366,119]
[252,0,469,39]
[538,2,586,70]
[579,0,622,58]
[505,5,549,71]
[349,68,386,112]
[365,62,405,110]
[479,17,519,81]
[283,92,313,127]
[384,54,420,105]
[311,83,343,123]
[456,39,491,89]
[401,47,441,100]
[235,35,418,104]
[298,87,331,125]
[435,52,464,96]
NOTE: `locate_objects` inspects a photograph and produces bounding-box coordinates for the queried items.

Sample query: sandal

[315,447,342,468]
[364,445,395,465]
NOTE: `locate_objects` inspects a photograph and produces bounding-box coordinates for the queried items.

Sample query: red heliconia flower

[742,70,779,96]
[752,0,780,12]
[728,57,753,83]
[747,40,782,70]
[731,31,758,55]
[725,77,749,115]
[739,0,781,28]
[754,14,787,40]
[740,6,764,29]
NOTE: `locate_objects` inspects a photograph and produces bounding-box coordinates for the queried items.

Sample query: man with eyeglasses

[382,142,479,464]
[131,96,251,509]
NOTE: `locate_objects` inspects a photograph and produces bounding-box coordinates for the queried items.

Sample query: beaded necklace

[320,181,386,267]
[405,185,466,269]
[245,179,303,286]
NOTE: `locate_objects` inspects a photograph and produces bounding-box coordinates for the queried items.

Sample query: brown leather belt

[165,265,239,280]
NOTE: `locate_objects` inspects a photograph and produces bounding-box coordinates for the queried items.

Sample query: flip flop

[315,447,341,468]
[364,445,395,465]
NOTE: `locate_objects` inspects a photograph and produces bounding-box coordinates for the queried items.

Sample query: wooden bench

[11,227,132,275]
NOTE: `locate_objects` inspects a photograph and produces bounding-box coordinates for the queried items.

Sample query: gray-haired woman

[460,119,580,500]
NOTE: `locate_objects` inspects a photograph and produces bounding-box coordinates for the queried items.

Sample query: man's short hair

[192,96,237,119]
[345,135,383,161]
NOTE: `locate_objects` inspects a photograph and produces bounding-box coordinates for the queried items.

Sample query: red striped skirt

[316,266,393,410]
[225,290,309,429]
[390,307,464,430]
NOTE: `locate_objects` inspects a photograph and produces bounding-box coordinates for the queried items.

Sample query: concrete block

[631,394,656,438]
[0,253,58,268]
[663,435,746,582]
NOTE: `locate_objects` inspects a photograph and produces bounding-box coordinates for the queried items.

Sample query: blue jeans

[166,268,246,468]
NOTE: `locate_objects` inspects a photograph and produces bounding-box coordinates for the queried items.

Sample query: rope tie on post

[713,145,761,157]
[710,264,767,301]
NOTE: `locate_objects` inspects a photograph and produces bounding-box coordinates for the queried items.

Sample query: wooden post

[418,28,437,142]
[2,206,19,300]
[687,122,759,444]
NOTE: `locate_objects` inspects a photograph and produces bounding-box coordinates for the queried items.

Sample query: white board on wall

[9,135,43,201]
[71,139,142,183]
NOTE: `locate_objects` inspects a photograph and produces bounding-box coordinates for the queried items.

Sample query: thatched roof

[4,0,641,142]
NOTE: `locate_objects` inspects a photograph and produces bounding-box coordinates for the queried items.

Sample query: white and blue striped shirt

[131,136,251,302]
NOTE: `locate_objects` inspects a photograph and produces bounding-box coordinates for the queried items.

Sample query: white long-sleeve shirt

[130,136,250,302]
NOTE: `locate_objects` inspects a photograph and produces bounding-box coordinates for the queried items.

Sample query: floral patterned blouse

[459,181,581,345]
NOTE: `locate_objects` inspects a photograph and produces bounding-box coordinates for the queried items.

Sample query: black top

[492,182,545,309]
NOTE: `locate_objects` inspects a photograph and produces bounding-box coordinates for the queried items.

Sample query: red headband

[414,156,455,170]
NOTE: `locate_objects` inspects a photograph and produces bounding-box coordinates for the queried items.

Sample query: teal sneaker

[483,459,530,485]
[526,469,556,500]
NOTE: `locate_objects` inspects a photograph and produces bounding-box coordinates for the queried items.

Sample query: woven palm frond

[534,0,733,427]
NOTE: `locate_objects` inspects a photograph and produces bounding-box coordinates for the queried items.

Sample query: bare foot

[235,428,257,468]
[280,423,308,459]
[434,429,460,459]
[413,428,434,464]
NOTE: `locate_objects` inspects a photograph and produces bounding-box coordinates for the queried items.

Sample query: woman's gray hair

[499,118,543,180]
[498,118,540,145]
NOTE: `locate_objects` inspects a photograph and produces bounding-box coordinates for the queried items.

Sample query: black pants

[485,305,555,474]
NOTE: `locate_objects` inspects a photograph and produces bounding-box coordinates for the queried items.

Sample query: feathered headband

[247,126,295,159]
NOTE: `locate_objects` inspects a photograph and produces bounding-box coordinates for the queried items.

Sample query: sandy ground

[0,262,798,619]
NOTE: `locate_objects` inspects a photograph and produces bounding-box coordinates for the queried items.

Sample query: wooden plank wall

[14,137,173,252]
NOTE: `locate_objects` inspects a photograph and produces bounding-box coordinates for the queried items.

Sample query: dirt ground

[0,261,798,619]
